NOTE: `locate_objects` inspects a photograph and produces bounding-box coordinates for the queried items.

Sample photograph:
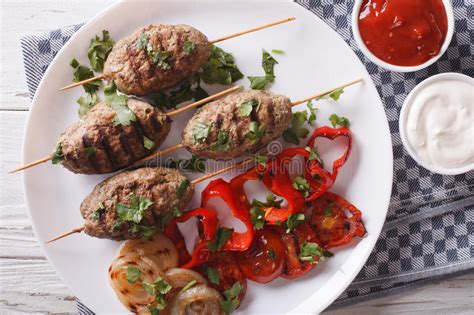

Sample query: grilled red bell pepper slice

[164,208,219,269]
[201,178,254,251]
[309,192,366,249]
[307,126,353,183]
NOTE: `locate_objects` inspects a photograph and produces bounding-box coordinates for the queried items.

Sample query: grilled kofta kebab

[46,160,253,243]
[10,86,240,174]
[60,18,295,95]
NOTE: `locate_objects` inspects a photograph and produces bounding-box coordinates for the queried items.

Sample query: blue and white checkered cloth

[21,0,473,313]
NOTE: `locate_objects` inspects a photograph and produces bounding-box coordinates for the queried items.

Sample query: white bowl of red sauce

[352,0,454,72]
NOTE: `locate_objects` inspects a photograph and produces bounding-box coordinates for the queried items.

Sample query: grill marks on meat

[103,24,210,96]
[80,167,194,241]
[182,90,293,158]
[56,99,171,174]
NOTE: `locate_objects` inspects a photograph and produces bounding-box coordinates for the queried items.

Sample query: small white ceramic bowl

[399,73,474,175]
[352,0,455,72]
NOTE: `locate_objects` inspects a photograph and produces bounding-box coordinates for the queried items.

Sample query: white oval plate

[22,0,393,313]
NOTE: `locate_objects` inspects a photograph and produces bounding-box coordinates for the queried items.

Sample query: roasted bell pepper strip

[309,192,366,249]
[201,179,254,251]
[307,126,353,182]
[276,147,333,202]
[164,208,219,269]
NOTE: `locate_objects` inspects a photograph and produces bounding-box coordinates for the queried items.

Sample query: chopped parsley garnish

[211,130,233,152]
[152,74,209,110]
[104,81,137,126]
[192,122,211,143]
[132,225,155,240]
[88,30,115,72]
[167,155,206,173]
[317,88,345,101]
[282,111,310,145]
[268,248,276,260]
[77,92,98,118]
[247,49,278,90]
[305,146,324,167]
[238,98,260,116]
[293,176,310,197]
[329,114,350,128]
[204,265,220,285]
[159,207,183,231]
[254,153,268,166]
[286,213,305,233]
[126,266,142,284]
[116,193,153,225]
[85,146,96,158]
[184,41,196,55]
[143,136,155,150]
[271,49,285,54]
[51,142,64,164]
[202,45,244,85]
[220,282,242,315]
[136,32,171,70]
[299,241,333,263]
[181,280,197,291]
[306,100,318,126]
[91,202,105,222]
[207,227,234,252]
[245,121,265,144]
[70,59,101,93]
[176,179,191,198]
[143,276,172,310]
[250,194,283,230]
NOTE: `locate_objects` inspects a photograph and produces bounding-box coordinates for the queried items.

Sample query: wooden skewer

[58,75,104,91]
[59,17,296,91]
[45,157,256,244]
[209,17,296,44]
[291,78,363,106]
[8,155,52,174]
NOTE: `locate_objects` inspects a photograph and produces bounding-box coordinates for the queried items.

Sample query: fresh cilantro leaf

[116,193,153,225]
[91,202,105,222]
[51,142,64,164]
[220,282,242,315]
[207,227,234,252]
[143,136,155,150]
[167,155,206,173]
[238,99,260,116]
[136,32,149,50]
[245,121,265,144]
[104,81,137,126]
[88,30,114,72]
[306,100,318,126]
[249,204,266,230]
[282,111,310,145]
[176,179,190,198]
[84,145,96,158]
[261,49,278,79]
[137,225,156,240]
[305,146,324,167]
[152,74,208,110]
[159,207,183,230]
[147,305,160,315]
[268,247,276,260]
[299,241,333,264]
[205,265,220,285]
[254,153,268,166]
[286,213,305,233]
[329,114,350,128]
[271,49,285,54]
[150,50,171,70]
[77,92,98,118]
[293,176,310,197]
[181,279,197,291]
[202,45,244,85]
[193,122,211,143]
[317,88,345,101]
[184,41,196,55]
[143,276,172,296]
[126,266,142,284]
[211,130,233,152]
[248,75,272,90]
[70,60,101,93]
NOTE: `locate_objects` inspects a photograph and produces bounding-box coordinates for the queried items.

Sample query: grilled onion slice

[119,233,179,272]
[164,268,208,288]
[109,253,164,313]
[168,284,223,315]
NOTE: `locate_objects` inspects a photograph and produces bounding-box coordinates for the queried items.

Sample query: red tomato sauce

[358,0,448,66]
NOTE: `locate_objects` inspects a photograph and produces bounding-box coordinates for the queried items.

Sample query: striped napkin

[20,0,473,313]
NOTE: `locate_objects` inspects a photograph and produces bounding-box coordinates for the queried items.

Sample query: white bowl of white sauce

[399,73,474,175]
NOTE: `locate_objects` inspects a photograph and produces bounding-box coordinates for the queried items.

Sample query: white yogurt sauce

[405,79,474,169]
